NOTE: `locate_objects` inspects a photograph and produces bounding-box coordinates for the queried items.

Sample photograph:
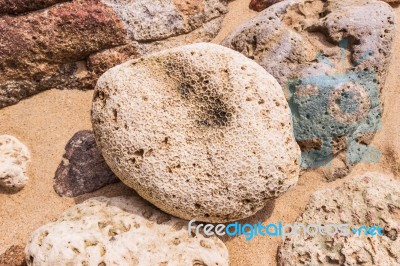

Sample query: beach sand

[1,1,399,265]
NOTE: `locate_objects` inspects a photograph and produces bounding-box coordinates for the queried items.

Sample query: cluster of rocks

[1,0,398,265]
[0,135,30,191]
[0,0,228,109]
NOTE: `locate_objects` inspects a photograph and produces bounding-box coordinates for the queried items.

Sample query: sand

[0,1,399,265]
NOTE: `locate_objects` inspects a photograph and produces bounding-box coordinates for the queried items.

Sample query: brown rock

[53,130,119,197]
[0,245,26,266]
[0,1,127,108]
[382,0,400,5]
[0,0,68,15]
[249,0,284,11]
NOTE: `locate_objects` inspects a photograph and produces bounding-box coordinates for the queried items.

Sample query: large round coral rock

[91,43,300,222]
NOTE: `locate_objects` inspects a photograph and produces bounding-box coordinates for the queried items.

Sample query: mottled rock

[0,0,68,15]
[223,0,395,168]
[25,196,229,266]
[0,135,30,190]
[278,173,400,266]
[0,245,26,266]
[0,1,127,108]
[0,0,227,109]
[53,130,119,197]
[249,0,284,11]
[91,43,300,222]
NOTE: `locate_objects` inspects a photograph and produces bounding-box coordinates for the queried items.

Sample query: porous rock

[0,245,26,266]
[0,135,30,190]
[223,0,395,168]
[249,0,285,12]
[0,0,68,15]
[25,196,229,266]
[0,0,227,109]
[247,0,397,12]
[53,130,119,197]
[278,172,400,266]
[91,42,301,222]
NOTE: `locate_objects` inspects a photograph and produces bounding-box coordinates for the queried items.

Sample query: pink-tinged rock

[249,0,284,11]
[53,131,119,197]
[0,0,68,15]
[0,1,127,108]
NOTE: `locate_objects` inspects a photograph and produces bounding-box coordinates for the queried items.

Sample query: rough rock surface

[25,196,229,266]
[223,0,395,169]
[278,172,400,266]
[0,245,26,266]
[249,0,285,12]
[91,43,300,222]
[0,0,227,109]
[250,0,398,12]
[0,0,68,15]
[53,130,119,197]
[0,135,30,190]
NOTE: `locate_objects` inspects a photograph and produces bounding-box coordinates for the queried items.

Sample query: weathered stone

[54,130,119,197]
[249,0,285,12]
[0,245,26,266]
[223,0,395,168]
[278,173,400,266]
[0,1,127,108]
[249,0,399,13]
[0,0,68,15]
[0,135,30,191]
[25,196,229,266]
[91,43,301,222]
[0,0,227,109]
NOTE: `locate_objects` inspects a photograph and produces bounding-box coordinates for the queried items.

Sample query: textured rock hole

[95,91,105,101]
[112,109,118,122]
[195,203,201,209]
[134,149,144,158]
[193,259,207,265]
[179,83,194,98]
[145,149,154,157]
[384,229,398,241]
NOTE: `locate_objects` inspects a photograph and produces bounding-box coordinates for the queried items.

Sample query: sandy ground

[0,0,399,265]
